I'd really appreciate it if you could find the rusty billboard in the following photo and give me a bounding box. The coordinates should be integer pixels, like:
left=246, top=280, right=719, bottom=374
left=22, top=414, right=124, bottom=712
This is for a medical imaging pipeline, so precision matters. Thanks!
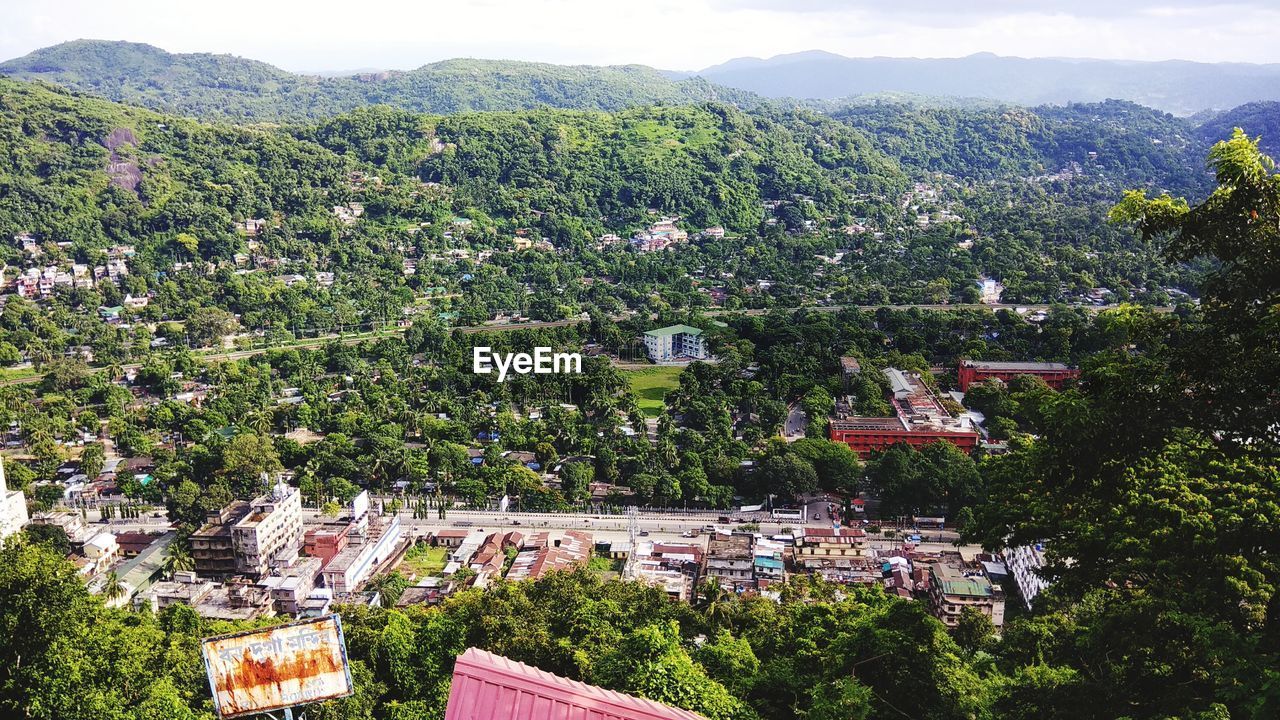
left=201, top=614, right=354, bottom=718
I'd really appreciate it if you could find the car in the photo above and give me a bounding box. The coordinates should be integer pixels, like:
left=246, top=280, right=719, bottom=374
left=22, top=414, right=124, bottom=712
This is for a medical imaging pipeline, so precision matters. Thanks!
left=638, top=530, right=650, bottom=537
left=815, top=514, right=823, bottom=520
left=680, top=530, right=695, bottom=538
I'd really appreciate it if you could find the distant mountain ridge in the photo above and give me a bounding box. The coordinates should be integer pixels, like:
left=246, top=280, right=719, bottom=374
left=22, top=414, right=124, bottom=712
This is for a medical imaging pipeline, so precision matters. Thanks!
left=0, top=40, right=761, bottom=121
left=691, top=51, right=1280, bottom=116
left=5, top=40, right=1280, bottom=121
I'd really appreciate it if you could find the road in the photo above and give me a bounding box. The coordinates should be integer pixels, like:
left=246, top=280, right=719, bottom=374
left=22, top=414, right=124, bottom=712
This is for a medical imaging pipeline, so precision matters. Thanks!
left=783, top=404, right=807, bottom=441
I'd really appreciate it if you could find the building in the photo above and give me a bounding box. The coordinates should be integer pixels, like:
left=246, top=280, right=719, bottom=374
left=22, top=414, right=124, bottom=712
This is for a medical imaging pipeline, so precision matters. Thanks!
left=257, top=556, right=323, bottom=615
left=957, top=360, right=1080, bottom=392
left=794, top=527, right=868, bottom=570
left=703, top=532, right=755, bottom=592
left=303, top=522, right=352, bottom=565
left=190, top=501, right=251, bottom=578
left=927, top=560, right=1006, bottom=629
left=136, top=570, right=216, bottom=613
left=630, top=542, right=702, bottom=601
left=829, top=368, right=980, bottom=458
left=504, top=530, right=592, bottom=582
left=0, top=457, right=30, bottom=541
left=444, top=648, right=705, bottom=720
left=82, top=531, right=122, bottom=573
left=231, top=480, right=303, bottom=577
left=321, top=514, right=403, bottom=594
left=643, top=325, right=707, bottom=363
left=840, top=356, right=862, bottom=391
left=1004, top=543, right=1050, bottom=610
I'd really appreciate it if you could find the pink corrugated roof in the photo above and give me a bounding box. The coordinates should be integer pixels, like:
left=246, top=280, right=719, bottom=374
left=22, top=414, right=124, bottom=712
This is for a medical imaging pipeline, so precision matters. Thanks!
left=444, top=648, right=706, bottom=720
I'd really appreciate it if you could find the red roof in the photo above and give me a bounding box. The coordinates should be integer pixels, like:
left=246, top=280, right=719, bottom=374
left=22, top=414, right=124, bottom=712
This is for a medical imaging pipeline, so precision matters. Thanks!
left=444, top=648, right=706, bottom=720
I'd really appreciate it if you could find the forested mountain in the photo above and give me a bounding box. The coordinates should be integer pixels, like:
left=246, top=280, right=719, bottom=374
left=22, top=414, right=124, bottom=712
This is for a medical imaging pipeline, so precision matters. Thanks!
left=0, top=78, right=899, bottom=246
left=0, top=40, right=759, bottom=121
left=692, top=50, right=1280, bottom=115
left=1195, top=100, right=1280, bottom=156
left=834, top=99, right=1214, bottom=196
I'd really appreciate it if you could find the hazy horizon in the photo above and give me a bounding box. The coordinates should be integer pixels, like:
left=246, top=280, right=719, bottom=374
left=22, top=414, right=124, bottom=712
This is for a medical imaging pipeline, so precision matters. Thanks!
left=5, top=0, right=1280, bottom=73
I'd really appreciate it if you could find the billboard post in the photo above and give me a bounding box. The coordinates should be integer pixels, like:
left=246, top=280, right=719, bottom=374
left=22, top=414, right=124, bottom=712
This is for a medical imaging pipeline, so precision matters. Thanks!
left=201, top=614, right=354, bottom=719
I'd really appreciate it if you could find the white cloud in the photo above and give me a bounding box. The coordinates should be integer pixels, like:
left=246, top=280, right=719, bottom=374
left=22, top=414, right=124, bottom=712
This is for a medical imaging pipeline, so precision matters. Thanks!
left=1, top=0, right=1278, bottom=71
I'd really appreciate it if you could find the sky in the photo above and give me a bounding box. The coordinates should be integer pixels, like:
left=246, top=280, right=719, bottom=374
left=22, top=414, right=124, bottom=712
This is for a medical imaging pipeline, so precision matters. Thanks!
left=4, top=0, right=1280, bottom=72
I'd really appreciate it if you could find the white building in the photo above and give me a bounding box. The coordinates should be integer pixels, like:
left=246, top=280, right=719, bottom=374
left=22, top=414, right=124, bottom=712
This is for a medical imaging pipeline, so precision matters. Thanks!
left=0, top=457, right=29, bottom=540
left=232, top=479, right=303, bottom=577
left=643, top=325, right=707, bottom=363
left=1004, top=543, right=1050, bottom=610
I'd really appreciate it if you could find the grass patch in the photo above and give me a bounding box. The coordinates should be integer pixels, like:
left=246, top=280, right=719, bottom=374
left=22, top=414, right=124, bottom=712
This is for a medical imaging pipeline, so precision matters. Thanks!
left=398, top=543, right=448, bottom=579
left=587, top=554, right=625, bottom=579
left=624, top=366, right=684, bottom=417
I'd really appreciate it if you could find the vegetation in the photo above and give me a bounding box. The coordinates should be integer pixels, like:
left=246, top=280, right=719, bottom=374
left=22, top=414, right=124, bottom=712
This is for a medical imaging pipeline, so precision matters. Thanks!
left=625, top=366, right=684, bottom=417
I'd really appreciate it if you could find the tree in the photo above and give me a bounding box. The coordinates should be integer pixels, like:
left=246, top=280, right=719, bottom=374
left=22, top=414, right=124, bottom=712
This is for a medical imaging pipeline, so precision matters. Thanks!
left=560, top=461, right=594, bottom=503
left=161, top=542, right=194, bottom=578
left=760, top=453, right=818, bottom=498
left=593, top=622, right=753, bottom=720
left=952, top=606, right=995, bottom=655
left=184, top=307, right=238, bottom=348
left=100, top=571, right=125, bottom=602
left=78, top=443, right=105, bottom=480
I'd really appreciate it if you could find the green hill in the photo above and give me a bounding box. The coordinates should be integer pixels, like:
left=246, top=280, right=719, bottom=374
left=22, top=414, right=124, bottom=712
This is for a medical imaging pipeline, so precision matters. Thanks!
left=0, top=40, right=760, bottom=121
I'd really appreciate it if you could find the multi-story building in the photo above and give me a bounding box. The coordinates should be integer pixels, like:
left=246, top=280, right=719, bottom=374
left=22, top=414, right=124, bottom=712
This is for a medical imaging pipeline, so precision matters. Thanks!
left=643, top=325, right=707, bottom=362
left=927, top=561, right=1006, bottom=629
left=0, top=457, right=30, bottom=541
left=829, top=368, right=980, bottom=458
left=1004, top=543, right=1050, bottom=610
left=190, top=501, right=251, bottom=578
left=794, top=527, right=868, bottom=569
left=957, top=360, right=1080, bottom=391
left=232, top=480, right=303, bottom=577
left=321, top=514, right=403, bottom=594
left=703, top=532, right=755, bottom=592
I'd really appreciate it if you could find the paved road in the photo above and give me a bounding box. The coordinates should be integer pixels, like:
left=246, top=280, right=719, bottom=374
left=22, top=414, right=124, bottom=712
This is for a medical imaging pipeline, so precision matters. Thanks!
left=783, top=404, right=807, bottom=441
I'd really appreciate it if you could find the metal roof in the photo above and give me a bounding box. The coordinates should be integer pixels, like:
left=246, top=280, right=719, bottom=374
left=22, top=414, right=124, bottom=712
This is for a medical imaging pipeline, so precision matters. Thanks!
left=444, top=648, right=706, bottom=720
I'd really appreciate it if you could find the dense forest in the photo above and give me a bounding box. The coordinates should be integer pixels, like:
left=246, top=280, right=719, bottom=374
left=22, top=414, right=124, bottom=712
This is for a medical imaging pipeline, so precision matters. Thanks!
left=0, top=40, right=761, bottom=121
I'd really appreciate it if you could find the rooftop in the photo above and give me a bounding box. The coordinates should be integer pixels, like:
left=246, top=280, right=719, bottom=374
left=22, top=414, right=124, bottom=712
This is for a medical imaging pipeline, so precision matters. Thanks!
left=444, top=648, right=705, bottom=720
left=962, top=360, right=1072, bottom=371
left=644, top=324, right=703, bottom=338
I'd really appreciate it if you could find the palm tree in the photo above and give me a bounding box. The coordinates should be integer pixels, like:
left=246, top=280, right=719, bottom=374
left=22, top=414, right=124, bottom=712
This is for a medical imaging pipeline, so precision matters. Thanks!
left=162, top=543, right=195, bottom=578
left=101, top=571, right=126, bottom=603
left=699, top=580, right=733, bottom=629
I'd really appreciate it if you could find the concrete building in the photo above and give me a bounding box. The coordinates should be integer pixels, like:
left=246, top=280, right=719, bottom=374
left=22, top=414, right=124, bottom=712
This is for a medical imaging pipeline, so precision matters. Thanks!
left=136, top=570, right=216, bottom=613
left=0, top=457, right=29, bottom=541
left=190, top=501, right=251, bottom=578
left=794, top=527, right=868, bottom=569
left=258, top=556, right=323, bottom=615
left=321, top=514, right=403, bottom=594
left=704, top=532, right=755, bottom=592
left=927, top=560, right=1006, bottom=629
left=1004, top=543, right=1050, bottom=610
left=643, top=325, right=707, bottom=363
left=232, top=479, right=303, bottom=577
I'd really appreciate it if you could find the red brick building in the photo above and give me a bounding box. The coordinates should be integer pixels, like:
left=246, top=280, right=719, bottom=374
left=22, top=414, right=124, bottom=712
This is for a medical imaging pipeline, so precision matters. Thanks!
left=957, top=360, right=1079, bottom=391
left=829, top=368, right=980, bottom=459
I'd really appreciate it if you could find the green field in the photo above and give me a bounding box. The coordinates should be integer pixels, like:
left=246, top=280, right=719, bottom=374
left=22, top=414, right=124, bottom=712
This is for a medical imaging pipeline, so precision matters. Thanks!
left=398, top=543, right=448, bottom=579
left=625, top=366, right=684, bottom=417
